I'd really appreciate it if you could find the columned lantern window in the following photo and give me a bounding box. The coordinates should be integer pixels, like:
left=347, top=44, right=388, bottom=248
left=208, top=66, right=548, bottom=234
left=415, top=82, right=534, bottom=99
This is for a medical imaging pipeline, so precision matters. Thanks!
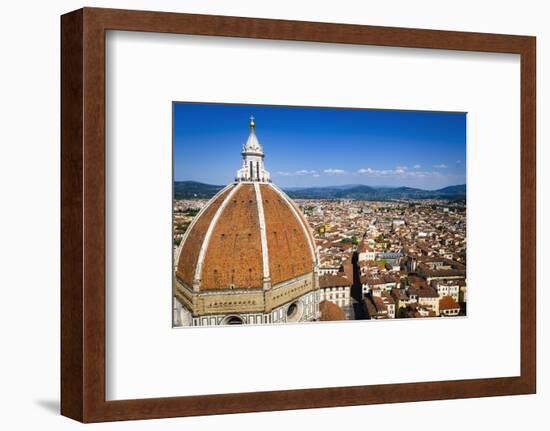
left=236, top=116, right=271, bottom=183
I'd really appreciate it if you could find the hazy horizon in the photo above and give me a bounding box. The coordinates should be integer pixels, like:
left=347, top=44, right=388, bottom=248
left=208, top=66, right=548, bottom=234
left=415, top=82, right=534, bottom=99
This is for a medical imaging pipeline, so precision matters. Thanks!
left=174, top=179, right=466, bottom=192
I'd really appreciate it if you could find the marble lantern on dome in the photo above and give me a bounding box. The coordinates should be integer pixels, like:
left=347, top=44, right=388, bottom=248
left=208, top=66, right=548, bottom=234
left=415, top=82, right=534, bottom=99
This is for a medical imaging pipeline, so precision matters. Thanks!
left=235, top=116, right=271, bottom=183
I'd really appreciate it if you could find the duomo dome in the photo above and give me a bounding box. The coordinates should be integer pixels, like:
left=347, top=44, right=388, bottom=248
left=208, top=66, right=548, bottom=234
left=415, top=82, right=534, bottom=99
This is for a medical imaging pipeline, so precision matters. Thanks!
left=174, top=117, right=320, bottom=326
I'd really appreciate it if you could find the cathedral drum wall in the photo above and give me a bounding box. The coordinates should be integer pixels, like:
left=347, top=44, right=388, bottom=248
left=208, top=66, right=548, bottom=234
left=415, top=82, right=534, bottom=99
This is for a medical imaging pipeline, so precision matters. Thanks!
left=195, top=290, right=265, bottom=316
left=270, top=290, right=319, bottom=324
left=265, top=272, right=318, bottom=313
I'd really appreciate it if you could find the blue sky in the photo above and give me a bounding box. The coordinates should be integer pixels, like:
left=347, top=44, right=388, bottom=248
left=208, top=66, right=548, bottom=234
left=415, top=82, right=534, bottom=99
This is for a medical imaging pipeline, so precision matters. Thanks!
left=173, top=102, right=466, bottom=190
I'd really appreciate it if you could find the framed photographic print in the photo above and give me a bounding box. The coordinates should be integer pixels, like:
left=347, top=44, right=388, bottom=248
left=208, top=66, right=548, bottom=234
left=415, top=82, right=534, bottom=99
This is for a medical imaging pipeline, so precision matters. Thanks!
left=61, top=7, right=536, bottom=422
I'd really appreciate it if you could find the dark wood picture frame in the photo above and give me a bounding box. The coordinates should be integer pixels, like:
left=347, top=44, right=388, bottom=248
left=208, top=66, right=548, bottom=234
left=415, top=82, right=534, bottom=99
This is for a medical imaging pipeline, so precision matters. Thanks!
left=61, top=7, right=536, bottom=423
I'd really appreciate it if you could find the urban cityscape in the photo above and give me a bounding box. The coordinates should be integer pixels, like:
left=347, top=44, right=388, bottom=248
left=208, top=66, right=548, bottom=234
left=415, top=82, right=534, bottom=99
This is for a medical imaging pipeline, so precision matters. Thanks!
left=174, top=195, right=466, bottom=323
left=172, top=103, right=466, bottom=326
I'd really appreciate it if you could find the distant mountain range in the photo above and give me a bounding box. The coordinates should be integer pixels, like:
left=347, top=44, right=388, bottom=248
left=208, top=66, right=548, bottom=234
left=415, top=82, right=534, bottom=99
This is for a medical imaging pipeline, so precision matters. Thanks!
left=173, top=181, right=225, bottom=199
left=174, top=181, right=466, bottom=201
left=286, top=184, right=466, bottom=200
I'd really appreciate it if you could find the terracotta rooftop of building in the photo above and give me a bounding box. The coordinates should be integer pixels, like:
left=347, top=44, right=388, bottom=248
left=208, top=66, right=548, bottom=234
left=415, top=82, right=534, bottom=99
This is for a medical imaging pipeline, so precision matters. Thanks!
left=391, top=288, right=409, bottom=302
left=439, top=295, right=460, bottom=310
left=409, top=285, right=439, bottom=298
left=319, top=300, right=347, bottom=321
left=319, top=274, right=351, bottom=288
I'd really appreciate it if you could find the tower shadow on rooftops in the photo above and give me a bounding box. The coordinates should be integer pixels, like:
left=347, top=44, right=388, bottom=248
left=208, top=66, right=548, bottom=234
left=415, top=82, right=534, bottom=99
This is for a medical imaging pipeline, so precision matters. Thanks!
left=351, top=251, right=368, bottom=320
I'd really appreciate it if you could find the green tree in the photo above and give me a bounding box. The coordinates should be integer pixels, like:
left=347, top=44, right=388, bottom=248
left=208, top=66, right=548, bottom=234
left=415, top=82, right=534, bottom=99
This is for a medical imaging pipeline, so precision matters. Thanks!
left=185, top=208, right=200, bottom=216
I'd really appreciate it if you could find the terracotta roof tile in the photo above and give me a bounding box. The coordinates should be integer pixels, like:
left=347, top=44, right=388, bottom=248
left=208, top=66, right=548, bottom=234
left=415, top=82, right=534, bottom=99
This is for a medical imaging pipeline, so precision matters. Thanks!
left=439, top=295, right=460, bottom=310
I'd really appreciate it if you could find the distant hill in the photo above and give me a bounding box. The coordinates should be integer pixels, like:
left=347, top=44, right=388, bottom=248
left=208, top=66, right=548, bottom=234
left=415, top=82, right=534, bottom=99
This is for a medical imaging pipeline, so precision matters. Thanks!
left=174, top=181, right=466, bottom=201
left=287, top=184, right=466, bottom=200
left=433, top=185, right=467, bottom=195
left=173, top=181, right=224, bottom=199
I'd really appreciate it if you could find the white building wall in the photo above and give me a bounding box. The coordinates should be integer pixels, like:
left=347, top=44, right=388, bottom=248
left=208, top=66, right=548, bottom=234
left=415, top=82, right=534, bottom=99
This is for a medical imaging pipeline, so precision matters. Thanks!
left=319, top=286, right=351, bottom=308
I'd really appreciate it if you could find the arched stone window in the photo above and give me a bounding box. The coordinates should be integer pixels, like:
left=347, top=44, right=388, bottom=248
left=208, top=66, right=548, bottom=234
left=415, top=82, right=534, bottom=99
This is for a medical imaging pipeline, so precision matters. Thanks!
left=222, top=315, right=244, bottom=325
